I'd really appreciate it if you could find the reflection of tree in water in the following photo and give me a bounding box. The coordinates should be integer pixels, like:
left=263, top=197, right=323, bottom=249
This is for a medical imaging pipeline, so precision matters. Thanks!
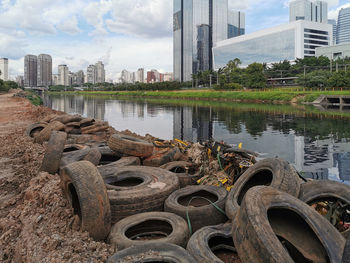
left=214, top=108, right=350, bottom=141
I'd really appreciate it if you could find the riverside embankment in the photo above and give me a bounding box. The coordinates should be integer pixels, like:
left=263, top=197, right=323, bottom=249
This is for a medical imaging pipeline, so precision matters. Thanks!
left=0, top=91, right=114, bottom=262
left=49, top=88, right=350, bottom=104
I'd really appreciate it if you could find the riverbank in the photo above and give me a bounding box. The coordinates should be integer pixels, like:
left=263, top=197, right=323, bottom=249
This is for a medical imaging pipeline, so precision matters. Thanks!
left=0, top=91, right=114, bottom=262
left=49, top=89, right=350, bottom=104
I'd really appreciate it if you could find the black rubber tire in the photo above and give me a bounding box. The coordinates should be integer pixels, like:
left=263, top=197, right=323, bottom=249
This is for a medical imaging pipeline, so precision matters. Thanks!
left=60, top=161, right=111, bottom=240
left=40, top=131, right=67, bottom=174
left=108, top=211, right=189, bottom=250
left=106, top=166, right=180, bottom=223
left=34, top=121, right=66, bottom=144
left=97, top=146, right=123, bottom=165
left=232, top=186, right=345, bottom=263
left=98, top=157, right=141, bottom=179
left=107, top=243, right=196, bottom=263
left=108, top=134, right=154, bottom=158
left=160, top=161, right=201, bottom=188
left=225, top=158, right=301, bottom=220
left=60, top=148, right=101, bottom=169
left=164, top=185, right=228, bottom=232
left=51, top=114, right=82, bottom=124
left=187, top=223, right=239, bottom=263
left=63, top=144, right=89, bottom=153
left=299, top=180, right=350, bottom=236
left=143, top=147, right=182, bottom=167
left=26, top=122, right=47, bottom=138
left=344, top=237, right=350, bottom=263
left=80, top=118, right=95, bottom=128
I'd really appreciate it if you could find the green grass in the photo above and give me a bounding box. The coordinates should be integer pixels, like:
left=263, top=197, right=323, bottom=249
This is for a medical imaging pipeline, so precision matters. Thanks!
left=48, top=88, right=350, bottom=104
left=26, top=90, right=43, bottom=106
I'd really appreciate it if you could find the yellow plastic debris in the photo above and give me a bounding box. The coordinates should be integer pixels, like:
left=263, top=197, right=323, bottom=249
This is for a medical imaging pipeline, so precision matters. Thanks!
left=238, top=143, right=243, bottom=149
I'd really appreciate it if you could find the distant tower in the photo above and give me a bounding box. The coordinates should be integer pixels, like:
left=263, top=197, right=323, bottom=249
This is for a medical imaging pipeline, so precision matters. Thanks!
left=136, top=68, right=144, bottom=83
left=87, top=65, right=97, bottom=84
left=24, top=55, right=38, bottom=87
left=0, top=58, right=9, bottom=81
left=336, top=7, right=350, bottom=44
left=95, top=61, right=105, bottom=83
left=228, top=11, right=245, bottom=38
left=37, top=54, right=52, bottom=87
left=58, top=65, right=69, bottom=86
left=76, top=70, right=85, bottom=86
left=289, top=0, right=327, bottom=23
left=328, top=19, right=337, bottom=45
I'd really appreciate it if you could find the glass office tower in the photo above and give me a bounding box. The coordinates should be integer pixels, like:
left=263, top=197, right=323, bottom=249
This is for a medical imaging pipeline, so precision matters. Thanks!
left=173, top=0, right=229, bottom=82
left=336, top=7, right=350, bottom=44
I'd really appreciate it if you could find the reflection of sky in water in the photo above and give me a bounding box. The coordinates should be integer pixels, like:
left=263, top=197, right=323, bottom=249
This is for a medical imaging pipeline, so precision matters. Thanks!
left=46, top=94, right=350, bottom=184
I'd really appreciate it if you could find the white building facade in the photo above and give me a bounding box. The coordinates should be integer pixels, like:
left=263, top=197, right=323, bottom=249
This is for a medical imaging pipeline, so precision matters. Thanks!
left=0, top=58, right=9, bottom=81
left=336, top=7, right=350, bottom=44
left=316, top=43, right=350, bottom=60
left=87, top=65, right=97, bottom=84
left=95, top=61, right=105, bottom=83
left=213, top=20, right=332, bottom=69
left=37, top=54, right=52, bottom=87
left=58, top=65, right=69, bottom=86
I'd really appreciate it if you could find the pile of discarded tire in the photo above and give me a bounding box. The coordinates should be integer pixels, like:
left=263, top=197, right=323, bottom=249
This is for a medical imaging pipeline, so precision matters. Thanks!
left=27, top=114, right=350, bottom=263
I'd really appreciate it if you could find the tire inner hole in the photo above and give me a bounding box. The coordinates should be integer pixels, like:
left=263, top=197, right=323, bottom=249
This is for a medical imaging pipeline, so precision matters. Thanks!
left=64, top=146, right=80, bottom=153
left=208, top=235, right=239, bottom=263
left=68, top=183, right=82, bottom=220
left=178, top=190, right=218, bottom=207
left=108, top=177, right=144, bottom=187
left=99, top=154, right=122, bottom=165
left=268, top=208, right=330, bottom=263
left=31, top=127, right=44, bottom=137
left=125, top=220, right=173, bottom=241
left=237, top=169, right=273, bottom=205
left=170, top=166, right=196, bottom=175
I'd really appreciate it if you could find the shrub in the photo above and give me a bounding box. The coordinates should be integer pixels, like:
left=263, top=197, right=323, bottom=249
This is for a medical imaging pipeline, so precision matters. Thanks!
left=213, top=83, right=243, bottom=90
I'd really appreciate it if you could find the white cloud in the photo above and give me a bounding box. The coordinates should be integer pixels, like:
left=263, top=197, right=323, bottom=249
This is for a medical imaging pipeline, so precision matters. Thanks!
left=83, top=0, right=112, bottom=36
left=329, top=3, right=350, bottom=20
left=0, top=32, right=27, bottom=59
left=106, top=0, right=172, bottom=38
left=57, top=16, right=81, bottom=35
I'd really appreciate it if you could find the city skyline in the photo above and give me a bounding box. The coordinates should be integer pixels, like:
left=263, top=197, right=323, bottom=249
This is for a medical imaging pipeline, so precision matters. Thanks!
left=0, top=0, right=349, bottom=81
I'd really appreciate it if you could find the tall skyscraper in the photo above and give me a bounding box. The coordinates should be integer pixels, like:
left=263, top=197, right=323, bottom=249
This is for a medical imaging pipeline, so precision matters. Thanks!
left=336, top=7, right=350, bottom=44
left=76, top=70, right=85, bottom=86
left=290, top=0, right=328, bottom=23
left=173, top=0, right=232, bottom=82
left=228, top=11, right=245, bottom=38
left=120, top=70, right=131, bottom=83
left=136, top=68, right=144, bottom=83
left=24, top=55, right=38, bottom=87
left=58, top=65, right=69, bottom=86
left=37, top=54, right=52, bottom=87
left=87, top=65, right=97, bottom=84
left=0, top=58, right=9, bottom=81
left=95, top=61, right=105, bottom=83
left=328, top=19, right=337, bottom=45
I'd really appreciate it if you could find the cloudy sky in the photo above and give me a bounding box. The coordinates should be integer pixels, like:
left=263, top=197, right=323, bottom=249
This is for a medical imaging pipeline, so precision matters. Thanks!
left=0, top=0, right=349, bottom=81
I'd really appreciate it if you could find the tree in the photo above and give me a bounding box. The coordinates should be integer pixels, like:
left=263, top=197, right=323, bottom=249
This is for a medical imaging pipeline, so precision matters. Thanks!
left=243, top=63, right=267, bottom=89
left=327, top=71, right=350, bottom=87
left=296, top=70, right=331, bottom=88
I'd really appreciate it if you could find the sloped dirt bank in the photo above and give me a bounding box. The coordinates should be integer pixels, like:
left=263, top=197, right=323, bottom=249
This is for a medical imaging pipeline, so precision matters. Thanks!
left=0, top=93, right=113, bottom=262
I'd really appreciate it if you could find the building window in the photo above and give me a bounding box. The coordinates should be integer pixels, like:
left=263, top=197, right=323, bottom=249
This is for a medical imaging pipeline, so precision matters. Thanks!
left=304, top=44, right=320, bottom=49
left=296, top=16, right=305, bottom=20
left=304, top=50, right=316, bottom=55
left=304, top=34, right=328, bottom=40
left=304, top=28, right=328, bottom=35
left=304, top=39, right=329, bottom=45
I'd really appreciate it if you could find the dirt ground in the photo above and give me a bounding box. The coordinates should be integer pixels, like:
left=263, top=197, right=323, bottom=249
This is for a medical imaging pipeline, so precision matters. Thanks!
left=0, top=92, right=114, bottom=262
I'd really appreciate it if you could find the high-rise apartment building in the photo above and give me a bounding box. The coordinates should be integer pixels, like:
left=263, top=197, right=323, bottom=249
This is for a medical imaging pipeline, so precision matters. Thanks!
left=58, top=65, right=69, bottom=86
left=328, top=19, right=337, bottom=44
left=76, top=70, right=85, bottom=86
left=95, top=61, right=105, bottom=83
left=174, top=0, right=238, bottom=82
left=24, top=55, right=38, bottom=87
left=336, top=7, right=350, bottom=44
left=87, top=65, right=97, bottom=84
left=37, top=54, right=52, bottom=87
left=121, top=70, right=131, bottom=83
left=136, top=68, right=144, bottom=83
left=0, top=58, right=9, bottom=81
left=52, top=74, right=59, bottom=86
left=290, top=0, right=328, bottom=23
left=228, top=11, right=245, bottom=38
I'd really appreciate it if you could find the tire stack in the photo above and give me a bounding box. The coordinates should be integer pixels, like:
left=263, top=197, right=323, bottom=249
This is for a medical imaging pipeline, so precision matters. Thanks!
left=27, top=114, right=350, bottom=262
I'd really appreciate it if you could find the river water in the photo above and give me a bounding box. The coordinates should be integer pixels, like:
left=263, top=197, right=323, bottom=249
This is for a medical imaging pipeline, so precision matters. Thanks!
left=44, top=93, right=350, bottom=184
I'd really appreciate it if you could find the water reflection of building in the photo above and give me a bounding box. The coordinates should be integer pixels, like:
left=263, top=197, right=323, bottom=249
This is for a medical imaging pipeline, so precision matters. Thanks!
left=333, top=153, right=350, bottom=181
left=173, top=106, right=213, bottom=142
left=85, top=98, right=106, bottom=120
